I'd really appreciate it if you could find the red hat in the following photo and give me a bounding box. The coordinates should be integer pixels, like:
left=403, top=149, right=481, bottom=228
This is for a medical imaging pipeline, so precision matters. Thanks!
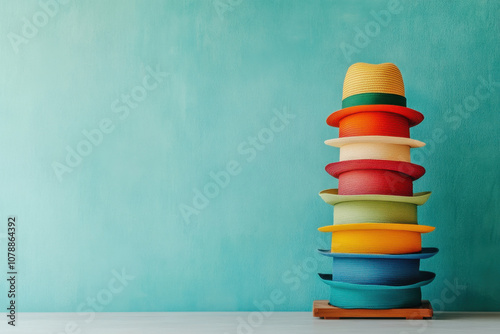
left=325, top=159, right=425, bottom=196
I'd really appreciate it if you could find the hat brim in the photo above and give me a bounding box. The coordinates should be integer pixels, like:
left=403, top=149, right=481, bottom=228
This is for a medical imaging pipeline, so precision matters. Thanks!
left=319, top=189, right=431, bottom=205
left=324, top=135, right=425, bottom=148
left=325, top=159, right=425, bottom=180
left=318, top=271, right=435, bottom=309
left=327, top=104, right=424, bottom=128
left=317, top=248, right=439, bottom=259
left=319, top=271, right=435, bottom=289
left=317, top=223, right=435, bottom=233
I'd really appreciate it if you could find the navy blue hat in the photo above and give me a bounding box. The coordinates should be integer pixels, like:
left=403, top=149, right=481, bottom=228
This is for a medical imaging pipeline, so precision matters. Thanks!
left=318, top=248, right=438, bottom=285
left=319, top=271, right=436, bottom=309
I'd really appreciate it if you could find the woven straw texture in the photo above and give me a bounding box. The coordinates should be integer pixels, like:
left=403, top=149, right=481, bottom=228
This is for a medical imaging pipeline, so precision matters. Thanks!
left=337, top=142, right=412, bottom=162
left=342, top=63, right=405, bottom=99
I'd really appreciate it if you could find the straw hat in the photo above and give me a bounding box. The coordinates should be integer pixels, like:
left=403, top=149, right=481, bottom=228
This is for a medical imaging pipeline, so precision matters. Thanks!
left=318, top=223, right=435, bottom=254
left=324, top=136, right=425, bottom=162
left=327, top=63, right=423, bottom=132
left=318, top=248, right=438, bottom=285
left=318, top=271, right=435, bottom=309
left=325, top=159, right=425, bottom=196
left=334, top=201, right=418, bottom=225
left=319, top=189, right=431, bottom=225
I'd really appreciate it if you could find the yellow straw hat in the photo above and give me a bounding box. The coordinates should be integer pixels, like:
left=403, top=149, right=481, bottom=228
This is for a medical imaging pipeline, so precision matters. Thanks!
left=327, top=63, right=424, bottom=129
left=342, top=63, right=405, bottom=100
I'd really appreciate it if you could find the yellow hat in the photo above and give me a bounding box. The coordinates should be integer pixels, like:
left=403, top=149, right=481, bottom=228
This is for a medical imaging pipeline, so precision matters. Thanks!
left=327, top=63, right=424, bottom=128
left=342, top=62, right=405, bottom=100
left=318, top=223, right=435, bottom=254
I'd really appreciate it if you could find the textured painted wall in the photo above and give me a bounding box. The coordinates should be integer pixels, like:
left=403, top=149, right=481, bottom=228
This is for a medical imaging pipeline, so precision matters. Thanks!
left=0, top=0, right=498, bottom=313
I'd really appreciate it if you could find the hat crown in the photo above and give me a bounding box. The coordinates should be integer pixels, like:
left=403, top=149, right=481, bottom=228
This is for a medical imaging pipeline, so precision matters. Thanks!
left=342, top=63, right=405, bottom=100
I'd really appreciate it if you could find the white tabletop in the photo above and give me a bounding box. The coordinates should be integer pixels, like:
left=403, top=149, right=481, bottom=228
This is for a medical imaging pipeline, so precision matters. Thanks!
left=3, top=312, right=500, bottom=334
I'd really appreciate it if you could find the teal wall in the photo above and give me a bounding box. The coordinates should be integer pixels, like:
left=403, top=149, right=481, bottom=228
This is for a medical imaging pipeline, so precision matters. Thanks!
left=0, top=0, right=499, bottom=313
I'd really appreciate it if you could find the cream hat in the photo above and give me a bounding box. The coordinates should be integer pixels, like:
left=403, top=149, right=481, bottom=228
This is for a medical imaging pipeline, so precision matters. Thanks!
left=324, top=135, right=425, bottom=162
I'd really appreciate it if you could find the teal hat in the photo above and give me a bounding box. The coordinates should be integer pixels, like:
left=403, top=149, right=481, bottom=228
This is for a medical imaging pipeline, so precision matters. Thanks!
left=318, top=271, right=435, bottom=309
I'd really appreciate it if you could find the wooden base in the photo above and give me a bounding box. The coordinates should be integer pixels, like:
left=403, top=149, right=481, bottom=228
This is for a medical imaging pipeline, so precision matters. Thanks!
left=313, top=300, right=433, bottom=319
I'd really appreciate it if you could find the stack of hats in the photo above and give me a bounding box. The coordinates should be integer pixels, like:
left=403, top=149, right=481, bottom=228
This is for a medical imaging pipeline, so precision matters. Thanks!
left=317, top=63, right=437, bottom=309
